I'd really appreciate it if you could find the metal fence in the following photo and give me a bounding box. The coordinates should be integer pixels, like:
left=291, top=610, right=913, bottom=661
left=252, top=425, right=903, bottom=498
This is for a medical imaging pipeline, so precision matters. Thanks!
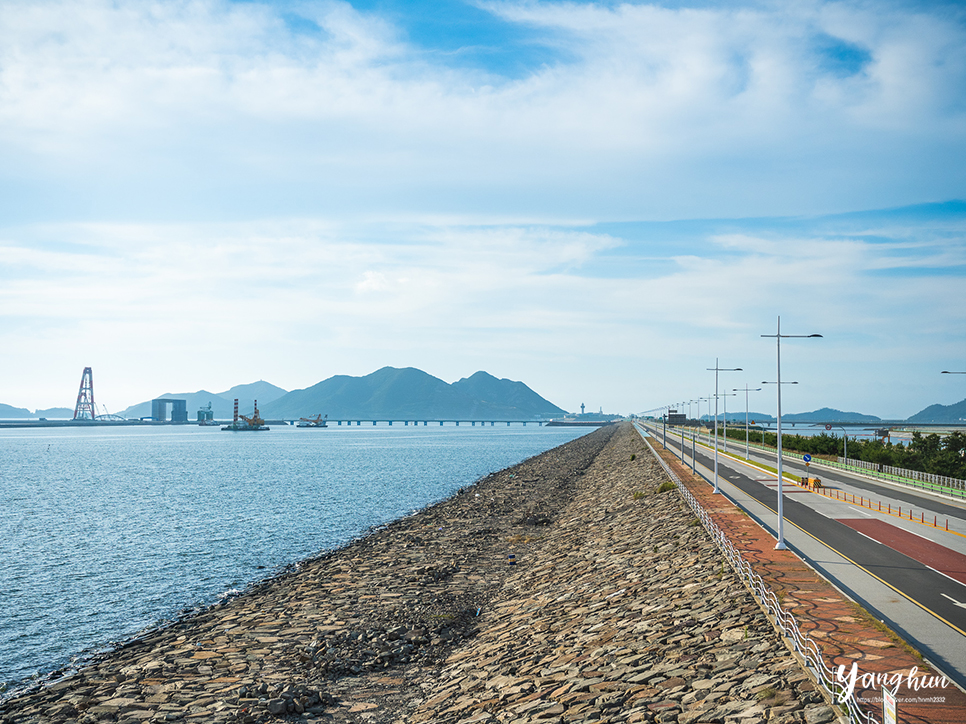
left=637, top=426, right=877, bottom=724
left=835, top=457, right=966, bottom=493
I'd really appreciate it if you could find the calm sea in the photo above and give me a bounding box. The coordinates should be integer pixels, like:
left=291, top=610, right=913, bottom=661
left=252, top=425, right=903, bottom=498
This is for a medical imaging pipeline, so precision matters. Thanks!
left=0, top=423, right=591, bottom=696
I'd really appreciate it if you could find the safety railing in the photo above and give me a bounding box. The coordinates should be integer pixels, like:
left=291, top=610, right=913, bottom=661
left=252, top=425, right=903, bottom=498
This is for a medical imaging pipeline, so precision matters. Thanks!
left=831, top=458, right=966, bottom=496
left=636, top=424, right=877, bottom=724
left=657, top=422, right=966, bottom=500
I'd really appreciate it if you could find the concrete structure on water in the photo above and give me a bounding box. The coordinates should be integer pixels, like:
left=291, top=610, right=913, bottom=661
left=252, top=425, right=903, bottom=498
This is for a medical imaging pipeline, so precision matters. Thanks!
left=151, top=398, right=188, bottom=423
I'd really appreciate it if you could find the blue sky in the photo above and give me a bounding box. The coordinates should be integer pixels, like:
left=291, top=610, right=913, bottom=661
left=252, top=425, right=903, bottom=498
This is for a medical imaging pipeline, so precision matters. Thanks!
left=1, top=0, right=965, bottom=419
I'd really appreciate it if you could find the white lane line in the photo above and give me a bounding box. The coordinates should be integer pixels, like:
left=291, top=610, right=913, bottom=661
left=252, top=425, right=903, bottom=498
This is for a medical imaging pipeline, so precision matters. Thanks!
left=850, top=529, right=884, bottom=546
left=927, top=567, right=966, bottom=589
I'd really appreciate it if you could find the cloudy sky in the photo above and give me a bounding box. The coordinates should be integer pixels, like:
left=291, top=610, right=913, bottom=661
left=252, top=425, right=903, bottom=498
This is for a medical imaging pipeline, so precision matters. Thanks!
left=1, top=0, right=965, bottom=419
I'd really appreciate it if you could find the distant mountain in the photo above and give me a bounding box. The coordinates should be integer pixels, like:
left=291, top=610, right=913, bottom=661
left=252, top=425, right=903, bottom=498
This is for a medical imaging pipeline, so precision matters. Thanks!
left=0, top=403, right=75, bottom=419
left=217, top=380, right=287, bottom=405
left=35, top=407, right=74, bottom=419
left=451, top=371, right=566, bottom=418
left=699, top=408, right=880, bottom=423
left=783, top=408, right=881, bottom=423
left=116, top=380, right=290, bottom=420
left=0, top=402, right=32, bottom=418
left=700, top=412, right=775, bottom=423
left=261, top=367, right=566, bottom=420
left=907, top=398, right=966, bottom=423
left=118, top=390, right=234, bottom=420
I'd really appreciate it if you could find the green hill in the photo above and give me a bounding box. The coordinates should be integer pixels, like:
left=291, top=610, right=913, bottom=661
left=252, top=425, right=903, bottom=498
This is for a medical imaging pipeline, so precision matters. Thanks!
left=907, top=398, right=966, bottom=423
left=261, top=367, right=565, bottom=420
left=783, top=407, right=880, bottom=423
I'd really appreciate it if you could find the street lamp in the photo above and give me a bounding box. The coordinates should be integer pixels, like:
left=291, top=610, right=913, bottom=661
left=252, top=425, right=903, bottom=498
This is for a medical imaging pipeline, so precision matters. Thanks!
left=822, top=423, right=848, bottom=461
left=761, top=316, right=822, bottom=550
left=679, top=402, right=687, bottom=464
left=721, top=390, right=737, bottom=453
left=942, top=371, right=966, bottom=374
left=707, top=359, right=743, bottom=494
left=698, top=395, right=713, bottom=451
left=688, top=399, right=699, bottom=472
left=734, top=385, right=762, bottom=460
left=662, top=405, right=669, bottom=449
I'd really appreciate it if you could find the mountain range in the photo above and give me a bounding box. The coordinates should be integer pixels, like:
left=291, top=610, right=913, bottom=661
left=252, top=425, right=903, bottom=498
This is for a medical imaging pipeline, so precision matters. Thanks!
left=0, top=403, right=74, bottom=419
left=4, top=370, right=965, bottom=422
left=697, top=402, right=966, bottom=424
left=259, top=368, right=565, bottom=420
left=699, top=407, right=882, bottom=424
left=117, top=381, right=287, bottom=420
left=109, top=368, right=566, bottom=421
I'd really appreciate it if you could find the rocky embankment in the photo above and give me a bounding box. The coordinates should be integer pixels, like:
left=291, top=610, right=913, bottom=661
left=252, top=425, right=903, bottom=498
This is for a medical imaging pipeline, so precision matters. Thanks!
left=1, top=423, right=837, bottom=724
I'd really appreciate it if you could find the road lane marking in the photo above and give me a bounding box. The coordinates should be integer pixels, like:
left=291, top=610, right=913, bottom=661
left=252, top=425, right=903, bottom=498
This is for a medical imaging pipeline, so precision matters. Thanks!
left=698, top=475, right=966, bottom=638
left=941, top=593, right=966, bottom=610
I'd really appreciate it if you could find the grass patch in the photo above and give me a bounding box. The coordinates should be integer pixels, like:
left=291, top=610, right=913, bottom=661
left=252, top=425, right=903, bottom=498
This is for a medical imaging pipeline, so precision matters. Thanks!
left=657, top=482, right=676, bottom=493
left=632, top=491, right=646, bottom=500
left=507, top=534, right=538, bottom=544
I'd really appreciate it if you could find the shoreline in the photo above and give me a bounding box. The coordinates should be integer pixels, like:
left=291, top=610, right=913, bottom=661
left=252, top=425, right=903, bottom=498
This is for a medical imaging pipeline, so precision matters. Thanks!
left=1, top=423, right=842, bottom=724
left=1, top=433, right=584, bottom=703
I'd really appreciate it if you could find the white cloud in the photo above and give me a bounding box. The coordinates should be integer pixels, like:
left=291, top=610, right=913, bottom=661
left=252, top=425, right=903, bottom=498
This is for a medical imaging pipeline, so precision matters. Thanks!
left=0, top=1, right=964, bottom=417
left=2, top=211, right=963, bottom=418
left=0, top=0, right=963, bottom=220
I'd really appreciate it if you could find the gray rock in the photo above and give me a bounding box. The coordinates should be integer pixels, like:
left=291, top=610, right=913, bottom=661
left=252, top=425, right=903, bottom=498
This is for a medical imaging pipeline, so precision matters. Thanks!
left=803, top=705, right=837, bottom=724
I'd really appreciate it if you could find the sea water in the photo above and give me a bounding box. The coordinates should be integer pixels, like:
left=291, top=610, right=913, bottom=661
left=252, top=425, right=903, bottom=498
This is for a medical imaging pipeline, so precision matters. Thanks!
left=0, top=423, right=591, bottom=695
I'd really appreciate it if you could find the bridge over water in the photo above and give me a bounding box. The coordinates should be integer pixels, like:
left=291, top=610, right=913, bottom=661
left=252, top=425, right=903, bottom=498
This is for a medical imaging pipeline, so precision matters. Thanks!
left=287, top=419, right=548, bottom=427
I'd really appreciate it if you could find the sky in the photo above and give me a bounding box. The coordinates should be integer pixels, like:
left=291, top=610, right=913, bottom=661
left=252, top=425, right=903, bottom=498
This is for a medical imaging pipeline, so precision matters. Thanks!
left=1, top=0, right=965, bottom=420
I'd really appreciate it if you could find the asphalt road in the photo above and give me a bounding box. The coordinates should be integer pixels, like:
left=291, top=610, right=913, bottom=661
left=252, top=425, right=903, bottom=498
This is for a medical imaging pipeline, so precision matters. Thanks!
left=645, top=424, right=966, bottom=686
left=709, top=436, right=966, bottom=521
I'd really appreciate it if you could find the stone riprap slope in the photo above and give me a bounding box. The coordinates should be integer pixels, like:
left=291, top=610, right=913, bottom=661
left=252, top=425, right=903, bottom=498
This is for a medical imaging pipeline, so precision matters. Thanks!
left=0, top=425, right=613, bottom=724
left=0, top=423, right=836, bottom=724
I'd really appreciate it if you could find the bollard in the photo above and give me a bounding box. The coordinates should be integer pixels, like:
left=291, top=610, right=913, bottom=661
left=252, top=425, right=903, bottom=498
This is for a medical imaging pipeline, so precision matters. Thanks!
left=507, top=554, right=516, bottom=566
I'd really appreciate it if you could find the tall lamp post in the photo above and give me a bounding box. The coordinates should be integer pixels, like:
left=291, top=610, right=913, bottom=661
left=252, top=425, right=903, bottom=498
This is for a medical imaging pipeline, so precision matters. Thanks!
left=708, top=359, right=743, bottom=494
left=761, top=317, right=821, bottom=550
left=662, top=405, right=669, bottom=449
left=823, top=423, right=848, bottom=462
left=721, top=391, right=737, bottom=453
left=698, top=396, right=712, bottom=450
left=734, top=385, right=762, bottom=460
left=688, top=399, right=698, bottom=472
left=679, top=401, right=687, bottom=464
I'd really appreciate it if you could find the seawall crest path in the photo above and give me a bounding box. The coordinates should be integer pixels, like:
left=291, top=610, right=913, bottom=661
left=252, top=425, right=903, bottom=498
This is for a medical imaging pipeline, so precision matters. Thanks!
left=1, top=423, right=836, bottom=724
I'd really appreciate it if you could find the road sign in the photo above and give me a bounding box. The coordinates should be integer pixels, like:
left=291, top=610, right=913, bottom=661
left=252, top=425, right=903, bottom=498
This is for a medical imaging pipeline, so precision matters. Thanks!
left=882, top=685, right=897, bottom=724
left=825, top=424, right=832, bottom=430
left=803, top=454, right=812, bottom=462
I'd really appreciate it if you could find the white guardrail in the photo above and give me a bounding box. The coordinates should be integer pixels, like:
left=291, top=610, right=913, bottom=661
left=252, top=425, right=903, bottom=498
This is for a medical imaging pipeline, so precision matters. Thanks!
left=636, top=424, right=877, bottom=724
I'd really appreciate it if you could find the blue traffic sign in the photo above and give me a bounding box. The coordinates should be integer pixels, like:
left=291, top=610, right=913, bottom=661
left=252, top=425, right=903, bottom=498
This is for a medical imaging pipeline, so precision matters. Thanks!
left=803, top=454, right=812, bottom=462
